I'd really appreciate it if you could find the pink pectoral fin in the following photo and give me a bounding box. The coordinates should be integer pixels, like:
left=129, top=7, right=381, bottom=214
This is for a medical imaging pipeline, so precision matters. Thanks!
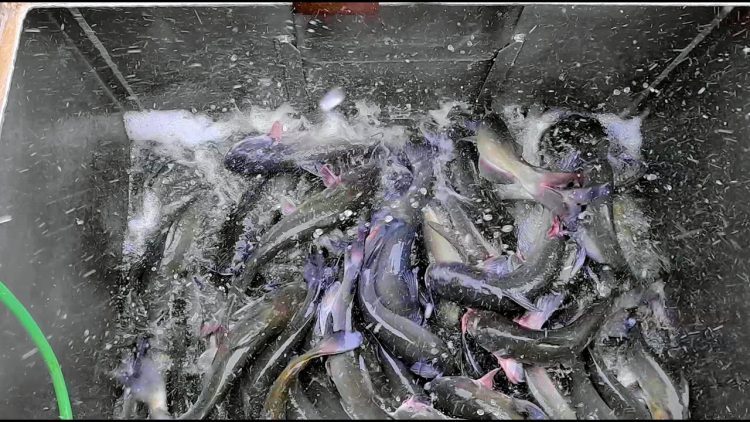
left=475, top=367, right=502, bottom=389
left=269, top=121, right=283, bottom=143
left=319, top=164, right=342, bottom=188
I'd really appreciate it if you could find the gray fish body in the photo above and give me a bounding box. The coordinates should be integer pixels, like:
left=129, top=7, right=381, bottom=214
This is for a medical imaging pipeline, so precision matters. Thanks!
left=468, top=299, right=612, bottom=366
left=620, top=335, right=688, bottom=419
left=326, top=351, right=392, bottom=419
left=491, top=234, right=565, bottom=297
left=569, top=361, right=618, bottom=420
left=427, top=376, right=530, bottom=420
left=525, top=366, right=577, bottom=420
left=376, top=343, right=426, bottom=409
left=261, top=331, right=364, bottom=419
left=241, top=275, right=322, bottom=418
left=367, top=220, right=420, bottom=320
left=586, top=346, right=651, bottom=420
left=224, top=134, right=374, bottom=177
left=287, top=380, right=324, bottom=420
left=178, top=283, right=306, bottom=420
left=241, top=164, right=379, bottom=287
left=426, top=262, right=534, bottom=313
left=301, top=364, right=352, bottom=420
left=357, top=269, right=457, bottom=378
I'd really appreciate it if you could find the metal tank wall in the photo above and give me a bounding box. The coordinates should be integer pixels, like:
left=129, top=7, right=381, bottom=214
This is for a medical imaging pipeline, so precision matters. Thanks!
left=0, top=3, right=747, bottom=419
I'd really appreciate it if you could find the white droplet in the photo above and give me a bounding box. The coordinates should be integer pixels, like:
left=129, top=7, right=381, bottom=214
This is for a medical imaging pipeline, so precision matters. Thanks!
left=645, top=173, right=658, bottom=181
left=501, top=224, right=514, bottom=233
left=698, top=87, right=706, bottom=95
left=343, top=209, right=353, bottom=218
left=230, top=54, right=237, bottom=62
left=613, top=89, right=621, bottom=96
left=313, top=228, right=324, bottom=238
left=483, top=214, right=493, bottom=221
left=319, top=87, right=345, bottom=112
left=384, top=215, right=394, bottom=223
left=447, top=44, right=455, bottom=52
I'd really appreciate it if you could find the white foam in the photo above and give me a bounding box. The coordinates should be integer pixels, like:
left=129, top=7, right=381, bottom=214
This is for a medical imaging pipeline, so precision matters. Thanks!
left=597, top=113, right=643, bottom=159
left=428, top=100, right=469, bottom=129
left=123, top=189, right=162, bottom=258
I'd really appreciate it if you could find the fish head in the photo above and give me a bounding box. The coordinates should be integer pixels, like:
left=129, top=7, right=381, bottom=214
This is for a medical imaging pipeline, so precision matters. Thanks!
left=475, top=127, right=521, bottom=184
left=224, top=134, right=286, bottom=175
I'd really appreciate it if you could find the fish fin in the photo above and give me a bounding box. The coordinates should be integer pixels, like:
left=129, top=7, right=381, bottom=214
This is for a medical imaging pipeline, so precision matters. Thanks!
left=461, top=332, right=483, bottom=378
left=513, top=398, right=548, bottom=420
left=474, top=367, right=501, bottom=389
left=482, top=255, right=513, bottom=277
left=319, top=164, right=342, bottom=188
left=418, top=287, right=434, bottom=323
left=504, top=290, right=540, bottom=313
left=424, top=220, right=467, bottom=258
left=461, top=308, right=478, bottom=334
left=279, top=194, right=297, bottom=216
left=679, top=372, right=690, bottom=415
left=546, top=215, right=565, bottom=239
left=514, top=292, right=565, bottom=330
left=478, top=157, right=518, bottom=184
left=401, top=269, right=419, bottom=302
left=572, top=243, right=587, bottom=277
left=410, top=361, right=442, bottom=379
left=268, top=120, right=283, bottom=143
left=497, top=357, right=525, bottom=384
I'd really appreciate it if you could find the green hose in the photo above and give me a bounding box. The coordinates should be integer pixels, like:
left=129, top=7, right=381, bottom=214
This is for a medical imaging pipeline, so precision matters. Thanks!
left=0, top=280, right=74, bottom=420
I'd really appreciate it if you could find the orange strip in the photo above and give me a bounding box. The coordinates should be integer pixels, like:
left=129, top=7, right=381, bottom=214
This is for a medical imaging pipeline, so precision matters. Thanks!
left=293, top=2, right=379, bottom=16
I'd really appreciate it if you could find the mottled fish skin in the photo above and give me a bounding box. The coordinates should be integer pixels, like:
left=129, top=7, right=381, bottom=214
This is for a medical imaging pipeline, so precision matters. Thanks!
left=585, top=346, right=651, bottom=420
left=365, top=149, right=433, bottom=321
left=300, top=363, right=352, bottom=420
left=224, top=133, right=374, bottom=177
left=375, top=341, right=427, bottom=410
left=427, top=375, right=535, bottom=420
left=261, top=331, right=364, bottom=419
left=240, top=268, right=325, bottom=418
left=466, top=298, right=613, bottom=366
left=357, top=269, right=457, bottom=379
left=240, top=164, right=379, bottom=288
left=426, top=262, right=537, bottom=313
left=525, top=366, right=577, bottom=420
left=177, top=283, right=306, bottom=420
left=367, top=220, right=421, bottom=320
left=326, top=350, right=392, bottom=419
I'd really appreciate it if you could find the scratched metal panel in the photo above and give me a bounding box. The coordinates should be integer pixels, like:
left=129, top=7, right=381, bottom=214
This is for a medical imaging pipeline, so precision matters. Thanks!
left=297, top=4, right=521, bottom=118
left=305, top=59, right=492, bottom=119
left=295, top=4, right=519, bottom=62
left=485, top=5, right=720, bottom=114
left=0, top=9, right=129, bottom=419
left=75, top=6, right=296, bottom=112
